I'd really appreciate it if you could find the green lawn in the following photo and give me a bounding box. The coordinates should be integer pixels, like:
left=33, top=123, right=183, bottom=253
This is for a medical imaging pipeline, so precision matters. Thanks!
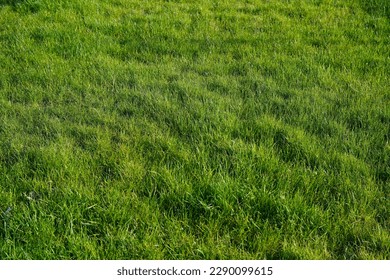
left=0, top=0, right=389, bottom=259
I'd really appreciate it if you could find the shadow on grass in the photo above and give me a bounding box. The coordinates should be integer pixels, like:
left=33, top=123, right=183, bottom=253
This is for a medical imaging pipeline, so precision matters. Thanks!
left=359, top=0, right=390, bottom=19
left=0, top=0, right=23, bottom=6
left=0, top=0, right=42, bottom=14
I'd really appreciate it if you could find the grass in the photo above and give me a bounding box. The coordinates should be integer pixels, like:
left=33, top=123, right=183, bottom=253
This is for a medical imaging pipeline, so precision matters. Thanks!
left=0, top=0, right=389, bottom=259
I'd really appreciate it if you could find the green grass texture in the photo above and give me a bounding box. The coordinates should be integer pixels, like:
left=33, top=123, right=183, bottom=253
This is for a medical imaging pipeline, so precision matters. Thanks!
left=0, top=0, right=389, bottom=259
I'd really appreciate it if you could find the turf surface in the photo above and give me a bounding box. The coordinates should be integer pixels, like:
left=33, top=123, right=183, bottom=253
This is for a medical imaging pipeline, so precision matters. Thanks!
left=0, top=0, right=389, bottom=259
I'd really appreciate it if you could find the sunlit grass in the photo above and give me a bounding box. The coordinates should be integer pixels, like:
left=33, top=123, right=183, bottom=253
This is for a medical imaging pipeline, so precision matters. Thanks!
left=0, top=0, right=389, bottom=259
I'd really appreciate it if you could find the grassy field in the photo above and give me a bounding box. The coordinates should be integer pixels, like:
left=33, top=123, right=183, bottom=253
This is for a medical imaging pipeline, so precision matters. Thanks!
left=0, top=0, right=389, bottom=259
